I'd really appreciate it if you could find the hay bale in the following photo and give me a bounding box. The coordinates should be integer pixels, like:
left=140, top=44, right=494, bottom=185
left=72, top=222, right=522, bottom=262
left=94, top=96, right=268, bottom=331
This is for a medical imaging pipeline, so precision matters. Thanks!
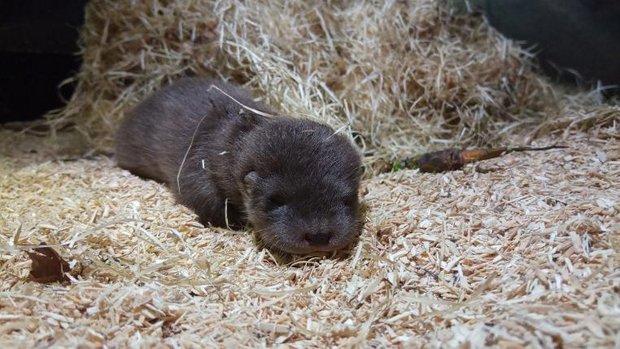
left=49, top=0, right=618, bottom=166
left=2, top=0, right=619, bottom=347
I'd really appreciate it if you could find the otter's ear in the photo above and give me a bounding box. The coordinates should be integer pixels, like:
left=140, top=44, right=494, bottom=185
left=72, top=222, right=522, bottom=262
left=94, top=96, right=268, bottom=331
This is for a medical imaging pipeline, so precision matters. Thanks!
left=237, top=112, right=263, bottom=133
left=243, top=171, right=259, bottom=194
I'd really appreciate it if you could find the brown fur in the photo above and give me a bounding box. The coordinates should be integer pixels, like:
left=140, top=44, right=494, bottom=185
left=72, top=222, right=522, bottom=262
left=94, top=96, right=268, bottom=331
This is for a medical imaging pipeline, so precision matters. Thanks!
left=115, top=78, right=363, bottom=254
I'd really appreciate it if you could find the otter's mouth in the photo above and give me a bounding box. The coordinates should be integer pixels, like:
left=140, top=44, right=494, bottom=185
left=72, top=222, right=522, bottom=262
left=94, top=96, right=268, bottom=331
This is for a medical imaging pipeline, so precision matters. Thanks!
left=286, top=244, right=341, bottom=254
left=251, top=227, right=345, bottom=254
left=258, top=232, right=353, bottom=255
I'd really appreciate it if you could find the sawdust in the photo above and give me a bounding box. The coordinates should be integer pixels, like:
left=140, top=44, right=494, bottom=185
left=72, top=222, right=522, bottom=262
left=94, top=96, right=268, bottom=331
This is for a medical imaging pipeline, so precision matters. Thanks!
left=1, top=129, right=618, bottom=347
left=1, top=0, right=619, bottom=347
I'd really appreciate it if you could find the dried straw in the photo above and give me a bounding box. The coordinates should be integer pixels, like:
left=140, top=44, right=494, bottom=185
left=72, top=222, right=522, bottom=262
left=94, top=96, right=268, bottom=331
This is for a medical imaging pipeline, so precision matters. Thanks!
left=1, top=128, right=618, bottom=347
left=46, top=0, right=618, bottom=167
left=1, top=0, right=619, bottom=347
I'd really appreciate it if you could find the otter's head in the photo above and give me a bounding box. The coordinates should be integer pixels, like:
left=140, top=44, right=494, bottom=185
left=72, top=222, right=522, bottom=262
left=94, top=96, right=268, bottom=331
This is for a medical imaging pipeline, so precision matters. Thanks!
left=237, top=118, right=363, bottom=254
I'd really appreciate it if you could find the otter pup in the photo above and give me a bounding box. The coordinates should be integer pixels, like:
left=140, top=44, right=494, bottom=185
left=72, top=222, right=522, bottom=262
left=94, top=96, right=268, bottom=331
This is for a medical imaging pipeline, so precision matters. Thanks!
left=115, top=78, right=363, bottom=254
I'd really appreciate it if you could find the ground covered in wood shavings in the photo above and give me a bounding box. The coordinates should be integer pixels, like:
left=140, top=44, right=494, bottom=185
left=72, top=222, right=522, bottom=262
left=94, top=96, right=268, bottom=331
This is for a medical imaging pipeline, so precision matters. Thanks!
left=2, top=0, right=620, bottom=346
left=1, top=129, right=618, bottom=348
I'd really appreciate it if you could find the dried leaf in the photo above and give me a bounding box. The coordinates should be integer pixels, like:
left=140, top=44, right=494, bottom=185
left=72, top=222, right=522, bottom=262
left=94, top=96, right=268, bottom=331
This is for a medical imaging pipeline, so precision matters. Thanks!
left=26, top=244, right=71, bottom=284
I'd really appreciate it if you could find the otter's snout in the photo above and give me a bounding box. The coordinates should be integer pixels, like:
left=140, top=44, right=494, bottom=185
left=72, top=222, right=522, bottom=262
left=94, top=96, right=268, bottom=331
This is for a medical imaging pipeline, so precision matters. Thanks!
left=293, top=216, right=340, bottom=252
left=303, top=230, right=332, bottom=247
left=253, top=211, right=360, bottom=254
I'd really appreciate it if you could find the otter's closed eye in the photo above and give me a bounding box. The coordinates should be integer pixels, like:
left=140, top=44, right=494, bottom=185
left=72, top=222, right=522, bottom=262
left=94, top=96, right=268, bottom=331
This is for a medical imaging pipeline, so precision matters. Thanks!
left=267, top=193, right=287, bottom=209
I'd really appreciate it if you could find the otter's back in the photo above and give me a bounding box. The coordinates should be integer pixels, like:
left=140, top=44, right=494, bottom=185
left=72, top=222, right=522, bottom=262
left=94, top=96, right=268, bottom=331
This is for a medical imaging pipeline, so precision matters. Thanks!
left=114, top=78, right=264, bottom=184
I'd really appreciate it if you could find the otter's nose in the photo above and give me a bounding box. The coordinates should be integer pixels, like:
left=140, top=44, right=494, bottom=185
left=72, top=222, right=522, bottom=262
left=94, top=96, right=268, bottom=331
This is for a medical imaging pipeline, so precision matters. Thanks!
left=304, top=231, right=331, bottom=246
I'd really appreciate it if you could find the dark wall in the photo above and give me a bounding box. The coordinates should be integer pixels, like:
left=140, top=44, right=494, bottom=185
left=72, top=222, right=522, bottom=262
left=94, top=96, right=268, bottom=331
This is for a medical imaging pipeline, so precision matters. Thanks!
left=484, top=0, right=620, bottom=92
left=0, top=0, right=88, bottom=123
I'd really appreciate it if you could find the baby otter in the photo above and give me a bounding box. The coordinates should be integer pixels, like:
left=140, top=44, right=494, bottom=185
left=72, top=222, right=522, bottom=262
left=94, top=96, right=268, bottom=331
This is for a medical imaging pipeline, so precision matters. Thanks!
left=115, top=78, right=363, bottom=254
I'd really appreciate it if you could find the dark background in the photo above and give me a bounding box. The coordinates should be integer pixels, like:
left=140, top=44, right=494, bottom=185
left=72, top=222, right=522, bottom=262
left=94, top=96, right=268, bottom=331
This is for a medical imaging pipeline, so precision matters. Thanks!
left=0, top=0, right=88, bottom=123
left=484, top=0, right=620, bottom=92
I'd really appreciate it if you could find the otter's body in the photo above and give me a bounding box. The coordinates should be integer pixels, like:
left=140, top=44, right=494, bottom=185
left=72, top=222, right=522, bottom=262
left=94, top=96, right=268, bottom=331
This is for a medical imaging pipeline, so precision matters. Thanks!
left=115, top=78, right=363, bottom=254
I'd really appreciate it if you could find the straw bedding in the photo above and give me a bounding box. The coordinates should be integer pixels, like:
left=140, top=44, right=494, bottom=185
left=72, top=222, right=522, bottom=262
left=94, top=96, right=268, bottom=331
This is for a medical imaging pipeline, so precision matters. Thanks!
left=1, top=0, right=619, bottom=347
